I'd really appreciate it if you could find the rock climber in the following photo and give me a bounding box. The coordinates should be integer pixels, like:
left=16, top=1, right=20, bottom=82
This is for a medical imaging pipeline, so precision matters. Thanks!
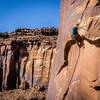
left=71, top=23, right=82, bottom=47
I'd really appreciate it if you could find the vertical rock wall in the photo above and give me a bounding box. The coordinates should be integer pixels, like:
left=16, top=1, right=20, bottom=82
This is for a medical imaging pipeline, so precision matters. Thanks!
left=47, top=0, right=100, bottom=100
left=0, top=39, right=56, bottom=91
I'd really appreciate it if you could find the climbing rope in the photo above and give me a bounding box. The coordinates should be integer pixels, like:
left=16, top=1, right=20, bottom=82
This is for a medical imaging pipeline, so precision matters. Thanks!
left=62, top=44, right=81, bottom=100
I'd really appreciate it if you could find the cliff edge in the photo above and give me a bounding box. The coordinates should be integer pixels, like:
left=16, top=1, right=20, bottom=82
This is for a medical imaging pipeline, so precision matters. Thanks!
left=0, top=29, right=57, bottom=91
left=0, top=28, right=58, bottom=99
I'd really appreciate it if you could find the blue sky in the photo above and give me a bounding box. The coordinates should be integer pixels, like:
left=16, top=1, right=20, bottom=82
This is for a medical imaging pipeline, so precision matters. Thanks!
left=0, top=0, right=60, bottom=32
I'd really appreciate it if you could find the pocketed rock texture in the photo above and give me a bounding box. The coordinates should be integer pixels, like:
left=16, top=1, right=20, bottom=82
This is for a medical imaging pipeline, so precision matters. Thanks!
left=0, top=35, right=57, bottom=92
left=47, top=0, right=100, bottom=100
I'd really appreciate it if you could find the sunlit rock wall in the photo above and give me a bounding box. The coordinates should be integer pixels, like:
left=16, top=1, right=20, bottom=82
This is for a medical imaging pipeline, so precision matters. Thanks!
left=47, top=0, right=100, bottom=100
left=0, top=37, right=56, bottom=91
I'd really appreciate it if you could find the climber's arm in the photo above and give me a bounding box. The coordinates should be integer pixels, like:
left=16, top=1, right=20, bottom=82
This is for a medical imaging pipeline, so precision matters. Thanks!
left=78, top=25, right=88, bottom=30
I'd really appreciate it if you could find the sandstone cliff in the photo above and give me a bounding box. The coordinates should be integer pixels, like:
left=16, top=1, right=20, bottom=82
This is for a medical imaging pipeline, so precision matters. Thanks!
left=0, top=35, right=57, bottom=91
left=47, top=0, right=100, bottom=100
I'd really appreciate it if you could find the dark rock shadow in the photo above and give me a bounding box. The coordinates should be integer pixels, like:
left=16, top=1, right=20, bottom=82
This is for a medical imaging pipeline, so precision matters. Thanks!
left=82, top=36, right=100, bottom=47
left=94, top=86, right=100, bottom=90
left=0, top=65, right=3, bottom=91
left=57, top=40, right=76, bottom=75
left=7, top=40, right=29, bottom=90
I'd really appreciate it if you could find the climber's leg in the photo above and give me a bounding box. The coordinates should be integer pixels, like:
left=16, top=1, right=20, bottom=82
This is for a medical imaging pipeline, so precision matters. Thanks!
left=76, top=41, right=81, bottom=48
left=72, top=34, right=83, bottom=48
left=77, top=34, right=85, bottom=48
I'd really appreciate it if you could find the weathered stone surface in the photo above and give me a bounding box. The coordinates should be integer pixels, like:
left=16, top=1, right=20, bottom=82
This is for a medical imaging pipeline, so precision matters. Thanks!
left=47, top=0, right=100, bottom=100
left=0, top=36, right=56, bottom=91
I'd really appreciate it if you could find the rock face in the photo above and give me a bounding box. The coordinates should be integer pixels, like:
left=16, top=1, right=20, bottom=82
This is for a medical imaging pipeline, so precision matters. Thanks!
left=0, top=35, right=56, bottom=91
left=47, top=0, right=100, bottom=100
